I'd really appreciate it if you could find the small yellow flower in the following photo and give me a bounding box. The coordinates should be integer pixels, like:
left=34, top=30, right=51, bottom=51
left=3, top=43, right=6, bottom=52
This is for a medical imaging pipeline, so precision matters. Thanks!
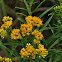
left=1, top=21, right=12, bottom=30
left=32, top=30, right=43, bottom=40
left=20, top=43, right=36, bottom=59
left=0, top=56, right=4, bottom=61
left=11, top=29, right=22, bottom=39
left=25, top=16, right=43, bottom=27
left=36, top=44, right=48, bottom=58
left=5, top=58, right=12, bottom=62
left=20, top=24, right=32, bottom=37
left=2, top=16, right=13, bottom=23
left=0, top=29, right=7, bottom=38
left=34, top=39, right=40, bottom=44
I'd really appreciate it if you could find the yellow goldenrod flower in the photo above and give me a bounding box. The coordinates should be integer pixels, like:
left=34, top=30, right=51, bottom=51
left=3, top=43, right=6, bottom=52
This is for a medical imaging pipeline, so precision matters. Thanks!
left=36, top=44, right=48, bottom=58
left=20, top=48, right=29, bottom=58
left=25, top=16, right=43, bottom=27
left=5, top=58, right=12, bottom=62
left=20, top=43, right=36, bottom=59
left=25, top=16, right=33, bottom=24
left=11, top=29, right=22, bottom=39
left=32, top=30, right=43, bottom=40
left=34, top=39, right=40, bottom=44
left=2, top=16, right=13, bottom=23
left=0, top=29, right=7, bottom=38
left=32, top=16, right=43, bottom=27
left=31, top=30, right=38, bottom=35
left=0, top=56, right=4, bottom=61
left=0, top=56, right=12, bottom=62
left=20, top=24, right=32, bottom=37
left=1, top=21, right=12, bottom=30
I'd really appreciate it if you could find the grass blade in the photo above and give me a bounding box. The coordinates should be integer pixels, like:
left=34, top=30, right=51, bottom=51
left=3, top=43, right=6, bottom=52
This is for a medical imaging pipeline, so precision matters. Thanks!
left=33, top=0, right=46, bottom=13
left=39, top=15, right=53, bottom=32
left=48, top=24, right=54, bottom=34
left=48, top=36, right=62, bottom=50
left=39, top=6, right=54, bottom=18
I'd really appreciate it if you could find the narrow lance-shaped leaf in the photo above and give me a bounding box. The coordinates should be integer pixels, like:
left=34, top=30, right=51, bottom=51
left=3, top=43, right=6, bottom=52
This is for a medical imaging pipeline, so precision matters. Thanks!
left=24, top=0, right=31, bottom=15
left=16, top=13, right=27, bottom=17
left=39, top=15, right=53, bottom=32
left=39, top=6, right=54, bottom=18
left=33, top=0, right=46, bottom=13
left=48, top=24, right=54, bottom=34
left=15, top=7, right=27, bottom=11
left=48, top=36, right=62, bottom=50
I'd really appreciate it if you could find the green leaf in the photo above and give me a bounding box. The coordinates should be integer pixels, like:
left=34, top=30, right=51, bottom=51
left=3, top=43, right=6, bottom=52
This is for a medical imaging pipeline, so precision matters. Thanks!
left=33, top=0, right=46, bottom=13
left=24, top=0, right=31, bottom=15
left=39, top=25, right=61, bottom=32
left=39, top=15, right=53, bottom=32
left=48, top=36, right=62, bottom=50
left=18, top=17, right=26, bottom=24
left=27, top=0, right=33, bottom=7
left=48, top=24, right=54, bottom=34
left=49, top=55, right=52, bottom=62
left=15, top=7, right=27, bottom=11
left=16, top=13, right=27, bottom=17
left=39, top=6, right=54, bottom=18
left=46, top=29, right=61, bottom=45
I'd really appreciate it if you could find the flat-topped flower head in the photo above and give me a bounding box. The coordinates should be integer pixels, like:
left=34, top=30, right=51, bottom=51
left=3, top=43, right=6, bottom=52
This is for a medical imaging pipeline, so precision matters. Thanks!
left=34, top=39, right=40, bottom=44
left=2, top=16, right=13, bottom=23
left=32, top=30, right=43, bottom=40
left=36, top=44, right=48, bottom=58
left=1, top=21, right=12, bottom=30
left=32, top=16, right=43, bottom=27
left=25, top=16, right=43, bottom=27
left=20, top=43, right=36, bottom=59
left=11, top=29, right=22, bottom=39
left=20, top=24, right=32, bottom=37
left=25, top=16, right=33, bottom=24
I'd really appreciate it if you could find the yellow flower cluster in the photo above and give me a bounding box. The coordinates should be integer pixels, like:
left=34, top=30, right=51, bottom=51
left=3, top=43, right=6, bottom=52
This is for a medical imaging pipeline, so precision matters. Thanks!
left=20, top=43, right=48, bottom=59
left=2, top=16, right=13, bottom=23
left=1, top=21, right=12, bottom=30
left=36, top=44, right=48, bottom=58
left=20, top=24, right=32, bottom=37
left=31, top=30, right=43, bottom=44
left=25, top=16, right=43, bottom=27
left=32, top=30, right=43, bottom=40
left=0, top=56, right=4, bottom=61
left=0, top=28, right=7, bottom=38
left=11, top=29, right=22, bottom=39
left=0, top=56, right=12, bottom=62
left=20, top=43, right=36, bottom=59
left=5, top=58, right=12, bottom=62
left=34, top=39, right=40, bottom=44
